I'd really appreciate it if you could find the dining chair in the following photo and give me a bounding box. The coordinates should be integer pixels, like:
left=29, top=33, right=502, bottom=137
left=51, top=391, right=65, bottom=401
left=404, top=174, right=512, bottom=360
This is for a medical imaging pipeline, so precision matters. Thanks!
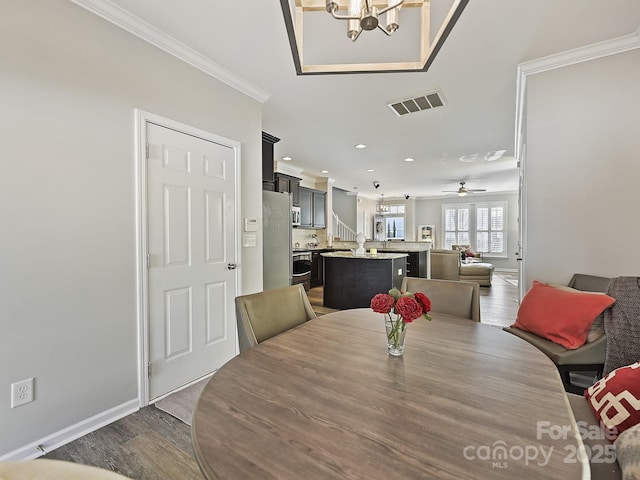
left=400, top=277, right=480, bottom=322
left=235, top=283, right=317, bottom=352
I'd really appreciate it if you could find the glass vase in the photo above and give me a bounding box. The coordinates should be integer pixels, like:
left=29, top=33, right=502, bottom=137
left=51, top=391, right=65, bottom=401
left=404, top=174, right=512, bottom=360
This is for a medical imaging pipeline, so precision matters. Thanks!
left=385, top=317, right=407, bottom=356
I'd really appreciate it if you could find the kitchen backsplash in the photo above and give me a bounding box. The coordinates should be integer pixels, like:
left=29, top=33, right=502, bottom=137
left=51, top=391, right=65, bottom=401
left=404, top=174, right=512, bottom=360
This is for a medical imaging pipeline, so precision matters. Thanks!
left=292, top=228, right=323, bottom=249
left=292, top=227, right=431, bottom=251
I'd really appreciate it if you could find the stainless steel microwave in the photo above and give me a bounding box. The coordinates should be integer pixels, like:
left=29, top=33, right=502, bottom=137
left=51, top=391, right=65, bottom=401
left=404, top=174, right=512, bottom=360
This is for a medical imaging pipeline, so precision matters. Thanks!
left=292, top=206, right=301, bottom=226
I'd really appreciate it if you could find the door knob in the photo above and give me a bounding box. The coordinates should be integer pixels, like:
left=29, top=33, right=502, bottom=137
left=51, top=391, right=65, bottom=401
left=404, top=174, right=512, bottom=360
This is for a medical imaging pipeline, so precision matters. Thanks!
left=227, top=263, right=237, bottom=270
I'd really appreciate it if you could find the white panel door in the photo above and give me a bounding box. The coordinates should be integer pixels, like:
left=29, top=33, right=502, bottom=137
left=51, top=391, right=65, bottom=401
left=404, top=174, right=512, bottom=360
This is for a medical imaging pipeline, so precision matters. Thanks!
left=147, top=122, right=237, bottom=400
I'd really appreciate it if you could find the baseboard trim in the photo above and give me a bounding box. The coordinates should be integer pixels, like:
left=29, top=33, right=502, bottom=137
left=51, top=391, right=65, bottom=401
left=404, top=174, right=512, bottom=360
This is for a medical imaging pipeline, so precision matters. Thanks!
left=495, top=268, right=518, bottom=273
left=0, top=399, right=139, bottom=461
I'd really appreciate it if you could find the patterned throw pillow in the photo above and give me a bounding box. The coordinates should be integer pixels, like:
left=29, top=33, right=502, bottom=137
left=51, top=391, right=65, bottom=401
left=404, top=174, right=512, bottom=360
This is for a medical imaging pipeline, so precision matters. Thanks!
left=585, top=362, right=640, bottom=441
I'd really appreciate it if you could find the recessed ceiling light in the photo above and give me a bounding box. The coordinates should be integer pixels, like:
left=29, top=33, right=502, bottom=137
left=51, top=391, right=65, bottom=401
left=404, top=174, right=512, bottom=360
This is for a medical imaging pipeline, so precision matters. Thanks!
left=366, top=169, right=375, bottom=172
left=282, top=156, right=292, bottom=161
left=355, top=144, right=367, bottom=149
left=404, top=157, right=415, bottom=162
left=321, top=170, right=329, bottom=174
left=485, top=150, right=507, bottom=161
left=459, top=154, right=479, bottom=163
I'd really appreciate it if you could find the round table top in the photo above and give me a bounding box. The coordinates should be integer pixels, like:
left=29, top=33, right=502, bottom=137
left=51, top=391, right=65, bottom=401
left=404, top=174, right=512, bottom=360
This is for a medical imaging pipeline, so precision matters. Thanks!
left=192, top=309, right=585, bottom=480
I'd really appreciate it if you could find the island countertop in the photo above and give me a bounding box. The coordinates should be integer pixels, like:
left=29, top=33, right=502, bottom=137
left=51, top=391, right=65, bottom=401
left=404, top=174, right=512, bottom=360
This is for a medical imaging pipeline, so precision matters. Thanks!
left=320, top=251, right=408, bottom=260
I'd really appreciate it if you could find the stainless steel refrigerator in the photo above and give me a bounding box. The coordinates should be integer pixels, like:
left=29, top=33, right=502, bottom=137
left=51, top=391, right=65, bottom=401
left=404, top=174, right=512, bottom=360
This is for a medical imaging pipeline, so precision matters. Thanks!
left=263, top=190, right=292, bottom=290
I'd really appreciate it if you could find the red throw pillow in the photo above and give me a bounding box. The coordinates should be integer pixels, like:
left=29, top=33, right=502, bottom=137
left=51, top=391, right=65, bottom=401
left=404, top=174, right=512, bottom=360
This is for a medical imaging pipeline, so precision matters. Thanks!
left=584, top=362, right=640, bottom=441
left=511, top=280, right=615, bottom=349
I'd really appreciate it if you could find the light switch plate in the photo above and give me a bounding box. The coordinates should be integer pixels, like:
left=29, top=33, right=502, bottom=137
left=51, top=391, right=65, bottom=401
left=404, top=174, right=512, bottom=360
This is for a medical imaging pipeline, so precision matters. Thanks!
left=243, top=233, right=257, bottom=247
left=244, top=218, right=258, bottom=232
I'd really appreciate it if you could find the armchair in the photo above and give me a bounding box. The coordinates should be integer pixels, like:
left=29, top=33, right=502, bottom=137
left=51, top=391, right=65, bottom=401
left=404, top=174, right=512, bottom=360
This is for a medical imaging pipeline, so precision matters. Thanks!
left=429, top=249, right=461, bottom=281
left=504, top=273, right=611, bottom=394
left=430, top=249, right=495, bottom=286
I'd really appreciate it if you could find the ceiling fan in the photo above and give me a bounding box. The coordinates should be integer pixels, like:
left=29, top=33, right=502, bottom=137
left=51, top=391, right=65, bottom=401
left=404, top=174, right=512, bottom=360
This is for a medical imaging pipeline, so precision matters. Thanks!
left=443, top=181, right=487, bottom=197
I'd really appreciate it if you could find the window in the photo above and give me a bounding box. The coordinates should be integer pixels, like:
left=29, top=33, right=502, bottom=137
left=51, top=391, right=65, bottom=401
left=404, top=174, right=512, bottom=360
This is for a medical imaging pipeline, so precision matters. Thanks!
left=378, top=204, right=405, bottom=240
left=476, top=204, right=504, bottom=254
left=442, top=202, right=507, bottom=256
left=443, top=205, right=470, bottom=249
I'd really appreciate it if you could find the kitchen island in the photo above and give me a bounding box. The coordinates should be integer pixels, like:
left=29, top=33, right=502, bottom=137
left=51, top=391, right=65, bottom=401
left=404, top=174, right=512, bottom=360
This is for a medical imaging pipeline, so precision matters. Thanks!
left=321, top=251, right=407, bottom=309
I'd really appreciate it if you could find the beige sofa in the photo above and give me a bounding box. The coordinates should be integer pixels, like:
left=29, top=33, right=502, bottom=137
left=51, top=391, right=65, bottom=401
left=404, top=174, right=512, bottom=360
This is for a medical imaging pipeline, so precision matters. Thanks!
left=430, top=249, right=495, bottom=286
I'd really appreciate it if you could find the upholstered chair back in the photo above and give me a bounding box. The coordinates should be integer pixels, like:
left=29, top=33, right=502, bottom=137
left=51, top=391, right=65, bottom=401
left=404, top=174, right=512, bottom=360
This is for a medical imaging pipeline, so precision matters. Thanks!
left=429, top=249, right=461, bottom=281
left=235, top=283, right=317, bottom=353
left=401, top=277, right=480, bottom=322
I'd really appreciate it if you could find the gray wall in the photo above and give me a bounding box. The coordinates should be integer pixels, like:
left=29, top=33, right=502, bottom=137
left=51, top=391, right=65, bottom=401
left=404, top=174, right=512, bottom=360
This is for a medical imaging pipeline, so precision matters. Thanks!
left=414, top=193, right=520, bottom=271
left=332, top=188, right=358, bottom=231
left=524, top=48, right=640, bottom=288
left=0, top=0, right=263, bottom=457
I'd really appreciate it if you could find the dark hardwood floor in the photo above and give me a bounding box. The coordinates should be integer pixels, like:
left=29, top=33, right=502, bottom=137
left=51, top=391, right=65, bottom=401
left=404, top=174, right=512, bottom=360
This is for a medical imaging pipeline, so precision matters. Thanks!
left=44, top=406, right=202, bottom=479
left=43, top=272, right=519, bottom=478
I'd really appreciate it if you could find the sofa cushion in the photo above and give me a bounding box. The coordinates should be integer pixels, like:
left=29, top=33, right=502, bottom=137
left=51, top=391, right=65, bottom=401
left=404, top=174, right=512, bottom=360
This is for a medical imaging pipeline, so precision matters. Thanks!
left=459, top=263, right=494, bottom=275
left=585, top=362, right=640, bottom=441
left=504, top=326, right=607, bottom=365
left=512, top=281, right=615, bottom=349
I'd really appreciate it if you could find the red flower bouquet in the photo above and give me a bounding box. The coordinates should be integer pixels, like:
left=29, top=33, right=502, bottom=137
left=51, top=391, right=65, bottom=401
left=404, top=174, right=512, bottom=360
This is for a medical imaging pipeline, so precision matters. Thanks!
left=371, top=287, right=431, bottom=356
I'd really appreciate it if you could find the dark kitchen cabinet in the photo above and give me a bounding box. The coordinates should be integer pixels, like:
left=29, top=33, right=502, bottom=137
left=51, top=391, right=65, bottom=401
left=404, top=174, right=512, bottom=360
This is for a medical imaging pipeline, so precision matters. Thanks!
left=299, top=187, right=325, bottom=228
left=378, top=250, right=428, bottom=278
left=313, top=191, right=326, bottom=228
left=262, top=132, right=279, bottom=184
left=262, top=181, right=275, bottom=191
left=310, top=251, right=324, bottom=288
left=275, top=173, right=300, bottom=206
left=406, top=251, right=428, bottom=277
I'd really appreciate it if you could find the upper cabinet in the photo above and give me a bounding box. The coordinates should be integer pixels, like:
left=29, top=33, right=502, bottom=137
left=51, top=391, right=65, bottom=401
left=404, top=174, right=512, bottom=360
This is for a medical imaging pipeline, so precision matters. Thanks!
left=262, top=132, right=279, bottom=184
left=299, top=187, right=325, bottom=228
left=262, top=132, right=301, bottom=204
left=275, top=173, right=300, bottom=206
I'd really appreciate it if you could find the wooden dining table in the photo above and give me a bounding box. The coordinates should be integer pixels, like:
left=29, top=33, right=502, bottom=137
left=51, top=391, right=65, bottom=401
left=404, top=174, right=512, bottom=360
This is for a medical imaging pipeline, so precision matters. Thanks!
left=192, top=309, right=587, bottom=479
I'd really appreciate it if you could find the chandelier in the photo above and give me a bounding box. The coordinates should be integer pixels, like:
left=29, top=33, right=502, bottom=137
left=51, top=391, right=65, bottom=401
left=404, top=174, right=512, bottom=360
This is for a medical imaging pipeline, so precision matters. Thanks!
left=279, top=0, right=468, bottom=75
left=325, top=0, right=404, bottom=42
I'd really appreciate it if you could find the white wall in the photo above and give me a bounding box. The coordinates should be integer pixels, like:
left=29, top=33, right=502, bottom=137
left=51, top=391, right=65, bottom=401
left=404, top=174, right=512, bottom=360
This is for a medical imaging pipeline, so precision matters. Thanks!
left=524, top=48, right=640, bottom=288
left=0, top=0, right=262, bottom=457
left=414, top=194, right=520, bottom=270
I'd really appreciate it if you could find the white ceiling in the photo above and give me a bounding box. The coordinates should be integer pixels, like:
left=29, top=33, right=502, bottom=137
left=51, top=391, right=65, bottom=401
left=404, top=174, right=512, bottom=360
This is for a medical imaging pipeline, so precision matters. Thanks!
left=76, top=0, right=640, bottom=199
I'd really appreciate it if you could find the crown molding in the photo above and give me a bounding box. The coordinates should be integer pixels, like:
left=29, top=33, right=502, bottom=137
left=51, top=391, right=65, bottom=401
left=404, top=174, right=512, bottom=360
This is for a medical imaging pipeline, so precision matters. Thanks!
left=274, top=161, right=304, bottom=176
left=70, top=0, right=270, bottom=103
left=518, top=28, right=640, bottom=77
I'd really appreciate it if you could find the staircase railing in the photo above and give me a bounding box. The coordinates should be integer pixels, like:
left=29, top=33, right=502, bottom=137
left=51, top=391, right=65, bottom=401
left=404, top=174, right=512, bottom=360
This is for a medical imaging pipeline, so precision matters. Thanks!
left=332, top=212, right=357, bottom=242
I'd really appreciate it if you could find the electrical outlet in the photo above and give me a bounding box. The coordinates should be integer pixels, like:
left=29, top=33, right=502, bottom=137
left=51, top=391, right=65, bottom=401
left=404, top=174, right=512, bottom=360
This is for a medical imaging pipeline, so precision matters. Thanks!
left=11, top=378, right=34, bottom=408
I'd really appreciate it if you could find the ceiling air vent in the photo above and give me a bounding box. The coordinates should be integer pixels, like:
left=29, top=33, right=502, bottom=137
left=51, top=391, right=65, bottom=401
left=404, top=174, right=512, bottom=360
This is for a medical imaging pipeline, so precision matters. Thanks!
left=388, top=91, right=445, bottom=117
